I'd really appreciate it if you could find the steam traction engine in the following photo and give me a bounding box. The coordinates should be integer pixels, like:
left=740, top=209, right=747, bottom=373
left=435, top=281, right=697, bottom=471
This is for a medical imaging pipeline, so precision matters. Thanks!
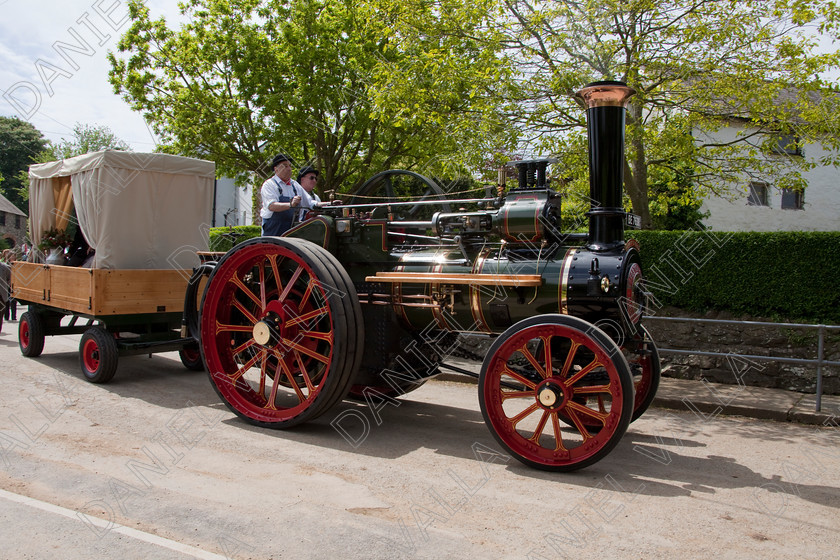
left=193, top=82, right=660, bottom=471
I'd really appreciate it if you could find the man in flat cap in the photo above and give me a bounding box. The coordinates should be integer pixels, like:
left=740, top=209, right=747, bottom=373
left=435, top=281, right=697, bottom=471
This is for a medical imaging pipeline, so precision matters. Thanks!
left=296, top=165, right=323, bottom=221
left=260, top=154, right=303, bottom=236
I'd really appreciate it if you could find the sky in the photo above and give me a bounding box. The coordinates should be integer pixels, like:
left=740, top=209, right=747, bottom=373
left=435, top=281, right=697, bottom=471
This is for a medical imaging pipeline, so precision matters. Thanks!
left=0, top=0, right=184, bottom=151
left=2, top=1, right=839, bottom=154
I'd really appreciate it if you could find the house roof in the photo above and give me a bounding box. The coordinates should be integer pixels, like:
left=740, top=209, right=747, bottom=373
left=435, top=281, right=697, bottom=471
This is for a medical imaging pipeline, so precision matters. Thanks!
left=0, top=192, right=27, bottom=217
left=679, top=76, right=840, bottom=126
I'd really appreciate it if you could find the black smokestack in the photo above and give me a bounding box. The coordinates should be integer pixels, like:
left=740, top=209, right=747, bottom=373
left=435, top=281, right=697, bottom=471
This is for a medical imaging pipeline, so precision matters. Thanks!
left=575, top=81, right=635, bottom=252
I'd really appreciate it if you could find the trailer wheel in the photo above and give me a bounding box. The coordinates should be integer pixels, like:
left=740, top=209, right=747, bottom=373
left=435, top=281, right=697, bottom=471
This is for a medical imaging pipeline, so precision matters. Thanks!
left=19, top=311, right=46, bottom=358
left=80, top=327, right=119, bottom=384
left=199, top=237, right=362, bottom=428
left=479, top=314, right=633, bottom=472
left=179, top=344, right=205, bottom=371
left=626, top=325, right=661, bottom=422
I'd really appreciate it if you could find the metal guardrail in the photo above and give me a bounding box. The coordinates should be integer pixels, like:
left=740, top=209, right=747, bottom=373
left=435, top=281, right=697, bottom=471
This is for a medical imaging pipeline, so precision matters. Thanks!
left=645, top=316, right=840, bottom=412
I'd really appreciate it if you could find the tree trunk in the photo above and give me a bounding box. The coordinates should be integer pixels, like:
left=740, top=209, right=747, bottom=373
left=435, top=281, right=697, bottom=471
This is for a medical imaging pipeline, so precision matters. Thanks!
left=624, top=104, right=653, bottom=229
left=252, top=183, right=262, bottom=226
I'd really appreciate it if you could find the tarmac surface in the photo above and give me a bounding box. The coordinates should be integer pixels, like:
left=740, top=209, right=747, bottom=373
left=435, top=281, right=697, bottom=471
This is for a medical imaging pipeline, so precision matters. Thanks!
left=0, top=312, right=838, bottom=559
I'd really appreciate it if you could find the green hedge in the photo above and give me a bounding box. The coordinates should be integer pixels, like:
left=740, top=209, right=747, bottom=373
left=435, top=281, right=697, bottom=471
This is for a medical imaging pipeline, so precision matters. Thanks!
left=627, top=231, right=840, bottom=323
left=208, top=226, right=262, bottom=252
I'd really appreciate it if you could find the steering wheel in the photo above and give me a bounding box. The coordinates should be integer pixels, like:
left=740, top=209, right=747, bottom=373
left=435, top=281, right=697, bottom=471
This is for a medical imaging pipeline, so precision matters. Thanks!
left=347, top=170, right=452, bottom=221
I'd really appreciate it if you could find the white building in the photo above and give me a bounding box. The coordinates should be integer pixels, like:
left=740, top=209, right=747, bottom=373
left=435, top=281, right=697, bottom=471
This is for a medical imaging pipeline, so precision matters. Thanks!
left=698, top=124, right=840, bottom=231
left=213, top=176, right=253, bottom=227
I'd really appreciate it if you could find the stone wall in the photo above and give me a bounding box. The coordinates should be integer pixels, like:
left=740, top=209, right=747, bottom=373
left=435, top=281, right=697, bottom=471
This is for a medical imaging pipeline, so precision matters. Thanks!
left=0, top=216, right=28, bottom=249
left=644, top=308, right=839, bottom=394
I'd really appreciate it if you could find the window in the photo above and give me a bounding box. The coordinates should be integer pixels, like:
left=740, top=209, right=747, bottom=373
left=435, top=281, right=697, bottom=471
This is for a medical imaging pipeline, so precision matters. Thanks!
left=748, top=182, right=769, bottom=206
left=774, top=134, right=802, bottom=156
left=781, top=188, right=803, bottom=210
left=0, top=212, right=5, bottom=226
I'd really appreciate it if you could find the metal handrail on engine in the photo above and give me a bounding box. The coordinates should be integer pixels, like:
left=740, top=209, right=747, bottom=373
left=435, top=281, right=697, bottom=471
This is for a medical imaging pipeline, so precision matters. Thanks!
left=330, top=197, right=495, bottom=209
left=644, top=316, right=840, bottom=412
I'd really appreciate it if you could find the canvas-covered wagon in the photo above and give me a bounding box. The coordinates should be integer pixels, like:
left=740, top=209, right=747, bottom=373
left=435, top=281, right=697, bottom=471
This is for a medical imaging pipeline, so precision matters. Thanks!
left=11, top=150, right=215, bottom=382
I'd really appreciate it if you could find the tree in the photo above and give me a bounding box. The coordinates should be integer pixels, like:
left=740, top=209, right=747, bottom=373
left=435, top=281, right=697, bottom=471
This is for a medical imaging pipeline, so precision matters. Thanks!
left=12, top=123, right=131, bottom=206
left=51, top=122, right=131, bottom=159
left=647, top=159, right=708, bottom=230
left=0, top=116, right=48, bottom=212
left=108, top=0, right=514, bottom=216
left=503, top=0, right=840, bottom=229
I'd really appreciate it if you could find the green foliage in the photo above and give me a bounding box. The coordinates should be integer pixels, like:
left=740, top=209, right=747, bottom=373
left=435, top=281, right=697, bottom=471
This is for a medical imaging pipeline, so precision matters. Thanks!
left=366, top=0, right=516, bottom=161
left=505, top=0, right=840, bottom=229
left=0, top=116, right=48, bottom=212
left=14, top=150, right=62, bottom=207
left=11, top=123, right=131, bottom=206
left=36, top=227, right=73, bottom=251
left=209, top=226, right=262, bottom=252
left=628, top=230, right=840, bottom=323
left=647, top=159, right=708, bottom=230
left=108, top=0, right=514, bottom=199
left=51, top=123, right=131, bottom=159
left=648, top=199, right=707, bottom=232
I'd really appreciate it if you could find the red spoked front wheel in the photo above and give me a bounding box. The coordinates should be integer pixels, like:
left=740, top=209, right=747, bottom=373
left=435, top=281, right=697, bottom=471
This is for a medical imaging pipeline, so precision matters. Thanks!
left=479, top=314, right=633, bottom=471
left=567, top=324, right=661, bottom=425
left=199, top=237, right=362, bottom=428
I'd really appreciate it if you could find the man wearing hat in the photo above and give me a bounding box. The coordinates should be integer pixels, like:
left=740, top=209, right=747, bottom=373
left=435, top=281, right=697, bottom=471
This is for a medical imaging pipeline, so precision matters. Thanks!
left=296, top=165, right=323, bottom=221
left=260, top=154, right=303, bottom=236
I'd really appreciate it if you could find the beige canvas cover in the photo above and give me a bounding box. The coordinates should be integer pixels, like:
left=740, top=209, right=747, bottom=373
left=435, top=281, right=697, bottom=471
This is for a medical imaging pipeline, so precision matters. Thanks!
left=29, top=151, right=215, bottom=270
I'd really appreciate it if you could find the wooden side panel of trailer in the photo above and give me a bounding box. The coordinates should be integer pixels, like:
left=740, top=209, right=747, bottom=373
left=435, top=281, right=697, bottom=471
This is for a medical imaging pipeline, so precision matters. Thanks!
left=47, top=265, right=93, bottom=312
left=9, top=263, right=51, bottom=305
left=91, top=270, right=189, bottom=315
left=11, top=262, right=190, bottom=316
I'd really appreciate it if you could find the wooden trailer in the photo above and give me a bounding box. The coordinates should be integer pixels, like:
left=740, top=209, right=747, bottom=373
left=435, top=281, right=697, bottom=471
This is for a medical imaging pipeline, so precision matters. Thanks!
left=11, top=150, right=215, bottom=382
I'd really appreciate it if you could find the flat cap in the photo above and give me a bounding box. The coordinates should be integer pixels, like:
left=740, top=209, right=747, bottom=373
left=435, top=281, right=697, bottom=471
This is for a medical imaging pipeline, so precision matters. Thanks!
left=271, top=153, right=293, bottom=168
left=297, top=166, right=319, bottom=182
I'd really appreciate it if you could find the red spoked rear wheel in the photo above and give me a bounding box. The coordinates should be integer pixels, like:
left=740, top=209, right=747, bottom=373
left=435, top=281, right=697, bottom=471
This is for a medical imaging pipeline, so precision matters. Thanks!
left=479, top=315, right=633, bottom=471
left=625, top=325, right=661, bottom=422
left=199, top=238, right=362, bottom=428
left=562, top=324, right=661, bottom=426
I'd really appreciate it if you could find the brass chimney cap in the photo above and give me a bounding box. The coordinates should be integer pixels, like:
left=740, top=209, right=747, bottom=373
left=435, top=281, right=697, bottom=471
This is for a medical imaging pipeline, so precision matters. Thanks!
left=575, top=81, right=636, bottom=109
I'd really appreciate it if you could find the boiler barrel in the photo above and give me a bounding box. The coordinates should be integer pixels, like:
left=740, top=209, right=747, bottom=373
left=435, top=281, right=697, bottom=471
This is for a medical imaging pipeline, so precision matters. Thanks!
left=384, top=247, right=637, bottom=335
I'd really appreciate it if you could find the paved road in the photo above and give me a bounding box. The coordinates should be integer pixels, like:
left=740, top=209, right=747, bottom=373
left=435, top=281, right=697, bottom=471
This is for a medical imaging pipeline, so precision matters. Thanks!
left=0, top=324, right=838, bottom=559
